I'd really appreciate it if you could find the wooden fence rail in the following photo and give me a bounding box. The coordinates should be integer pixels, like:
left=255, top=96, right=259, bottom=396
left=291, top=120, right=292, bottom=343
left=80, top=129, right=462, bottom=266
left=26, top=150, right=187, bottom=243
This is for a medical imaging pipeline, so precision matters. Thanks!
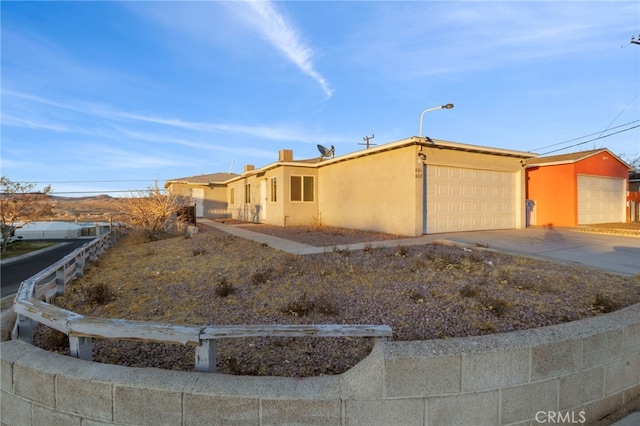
left=13, top=232, right=392, bottom=373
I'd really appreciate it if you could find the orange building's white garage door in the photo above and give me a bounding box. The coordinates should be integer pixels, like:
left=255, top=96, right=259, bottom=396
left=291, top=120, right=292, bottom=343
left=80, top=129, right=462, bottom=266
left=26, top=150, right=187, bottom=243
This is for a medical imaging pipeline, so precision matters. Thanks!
left=577, top=175, right=625, bottom=224
left=427, top=166, right=517, bottom=233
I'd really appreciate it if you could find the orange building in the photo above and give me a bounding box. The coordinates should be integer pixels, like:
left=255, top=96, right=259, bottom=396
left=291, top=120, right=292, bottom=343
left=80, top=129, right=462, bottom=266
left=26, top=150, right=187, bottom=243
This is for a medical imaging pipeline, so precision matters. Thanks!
left=525, top=149, right=631, bottom=227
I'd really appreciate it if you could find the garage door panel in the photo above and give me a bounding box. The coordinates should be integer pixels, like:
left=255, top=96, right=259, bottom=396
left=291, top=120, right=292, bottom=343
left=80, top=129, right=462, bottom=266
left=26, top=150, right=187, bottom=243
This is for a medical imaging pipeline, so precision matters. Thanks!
left=577, top=175, right=624, bottom=224
left=427, top=165, right=517, bottom=233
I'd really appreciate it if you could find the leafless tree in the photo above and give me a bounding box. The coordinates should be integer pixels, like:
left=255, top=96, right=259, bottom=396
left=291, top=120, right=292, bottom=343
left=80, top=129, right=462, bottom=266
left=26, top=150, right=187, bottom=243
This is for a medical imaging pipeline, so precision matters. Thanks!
left=619, top=153, right=639, bottom=172
left=0, top=177, right=53, bottom=252
left=118, top=182, right=188, bottom=241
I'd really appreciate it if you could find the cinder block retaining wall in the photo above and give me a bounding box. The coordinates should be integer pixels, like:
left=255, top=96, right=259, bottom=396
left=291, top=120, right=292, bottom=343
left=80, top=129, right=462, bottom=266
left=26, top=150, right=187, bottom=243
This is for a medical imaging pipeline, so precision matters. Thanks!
left=1, top=303, right=639, bottom=426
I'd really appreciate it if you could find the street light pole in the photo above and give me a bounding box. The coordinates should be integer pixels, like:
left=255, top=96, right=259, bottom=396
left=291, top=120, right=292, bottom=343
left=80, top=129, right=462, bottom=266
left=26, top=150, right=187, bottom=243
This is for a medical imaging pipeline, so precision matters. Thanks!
left=419, top=103, right=454, bottom=137
left=418, top=103, right=453, bottom=235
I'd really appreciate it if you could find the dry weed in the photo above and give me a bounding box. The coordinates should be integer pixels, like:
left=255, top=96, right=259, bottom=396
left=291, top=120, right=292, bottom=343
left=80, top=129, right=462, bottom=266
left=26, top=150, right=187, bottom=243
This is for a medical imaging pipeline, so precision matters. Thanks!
left=39, top=226, right=640, bottom=378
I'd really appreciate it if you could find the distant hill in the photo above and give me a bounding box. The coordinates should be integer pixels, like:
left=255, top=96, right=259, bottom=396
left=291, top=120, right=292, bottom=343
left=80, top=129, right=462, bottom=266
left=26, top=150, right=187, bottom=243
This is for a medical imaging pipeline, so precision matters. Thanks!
left=42, top=195, right=124, bottom=222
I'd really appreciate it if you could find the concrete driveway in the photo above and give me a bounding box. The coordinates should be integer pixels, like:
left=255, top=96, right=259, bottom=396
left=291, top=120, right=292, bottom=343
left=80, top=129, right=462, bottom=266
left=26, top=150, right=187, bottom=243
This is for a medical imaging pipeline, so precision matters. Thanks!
left=435, top=227, right=640, bottom=276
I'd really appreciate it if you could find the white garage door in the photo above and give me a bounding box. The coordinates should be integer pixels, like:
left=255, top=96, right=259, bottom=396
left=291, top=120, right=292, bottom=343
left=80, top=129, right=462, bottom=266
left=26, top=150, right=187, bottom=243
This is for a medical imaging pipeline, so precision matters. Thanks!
left=427, top=166, right=516, bottom=233
left=577, top=175, right=625, bottom=224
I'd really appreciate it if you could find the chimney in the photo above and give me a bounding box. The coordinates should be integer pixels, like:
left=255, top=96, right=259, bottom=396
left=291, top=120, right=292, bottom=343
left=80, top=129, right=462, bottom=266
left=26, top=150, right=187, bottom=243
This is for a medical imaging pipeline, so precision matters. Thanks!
left=279, top=149, right=293, bottom=162
left=243, top=164, right=255, bottom=173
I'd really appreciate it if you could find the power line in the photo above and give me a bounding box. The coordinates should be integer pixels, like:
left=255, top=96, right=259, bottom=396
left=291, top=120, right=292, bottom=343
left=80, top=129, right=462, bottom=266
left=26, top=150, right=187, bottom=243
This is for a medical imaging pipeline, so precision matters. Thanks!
left=539, top=125, right=640, bottom=155
left=531, top=120, right=640, bottom=152
left=16, top=179, right=162, bottom=185
left=48, top=190, right=152, bottom=195
left=597, top=92, right=639, bottom=138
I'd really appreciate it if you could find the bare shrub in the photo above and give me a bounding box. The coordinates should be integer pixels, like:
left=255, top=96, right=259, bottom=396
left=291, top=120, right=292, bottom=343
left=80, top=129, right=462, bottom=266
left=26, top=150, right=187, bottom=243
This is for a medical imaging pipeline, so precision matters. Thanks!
left=332, top=247, right=350, bottom=257
left=315, top=295, right=339, bottom=316
left=481, top=296, right=510, bottom=317
left=1, top=176, right=53, bottom=252
left=469, top=251, right=486, bottom=263
left=395, top=245, right=408, bottom=257
left=460, top=285, right=481, bottom=298
left=250, top=269, right=272, bottom=285
left=192, top=247, right=207, bottom=256
left=363, top=243, right=376, bottom=253
left=42, top=327, right=68, bottom=349
left=593, top=292, right=619, bottom=313
left=473, top=319, right=496, bottom=333
left=282, top=293, right=314, bottom=317
left=119, top=182, right=187, bottom=241
left=85, top=281, right=114, bottom=305
left=408, top=289, right=426, bottom=303
left=214, top=278, right=234, bottom=297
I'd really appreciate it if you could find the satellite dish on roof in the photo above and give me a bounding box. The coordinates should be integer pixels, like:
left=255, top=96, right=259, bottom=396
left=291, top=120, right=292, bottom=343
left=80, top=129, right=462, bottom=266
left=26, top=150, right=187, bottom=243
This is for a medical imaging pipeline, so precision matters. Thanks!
left=317, top=144, right=335, bottom=159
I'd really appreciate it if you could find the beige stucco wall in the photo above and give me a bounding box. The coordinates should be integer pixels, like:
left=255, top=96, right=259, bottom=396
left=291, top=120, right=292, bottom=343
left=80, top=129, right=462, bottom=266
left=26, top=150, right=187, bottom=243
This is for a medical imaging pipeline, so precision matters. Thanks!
left=318, top=141, right=528, bottom=236
left=227, top=165, right=319, bottom=226
left=167, top=183, right=229, bottom=218
left=318, top=144, right=421, bottom=236
left=192, top=138, right=531, bottom=234
left=280, top=165, right=319, bottom=227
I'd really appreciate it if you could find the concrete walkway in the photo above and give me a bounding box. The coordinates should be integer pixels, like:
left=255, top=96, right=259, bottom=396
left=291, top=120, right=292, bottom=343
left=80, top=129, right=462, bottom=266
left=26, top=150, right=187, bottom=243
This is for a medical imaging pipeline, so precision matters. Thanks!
left=200, top=219, right=640, bottom=276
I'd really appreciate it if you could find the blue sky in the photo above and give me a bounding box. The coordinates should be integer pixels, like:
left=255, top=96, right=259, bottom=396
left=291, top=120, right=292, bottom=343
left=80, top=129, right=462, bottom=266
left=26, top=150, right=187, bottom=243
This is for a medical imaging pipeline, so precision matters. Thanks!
left=2, top=1, right=639, bottom=196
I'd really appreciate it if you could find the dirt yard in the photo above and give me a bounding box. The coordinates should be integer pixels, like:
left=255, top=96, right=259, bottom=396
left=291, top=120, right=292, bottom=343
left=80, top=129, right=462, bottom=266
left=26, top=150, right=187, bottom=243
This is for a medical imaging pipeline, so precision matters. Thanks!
left=36, top=222, right=640, bottom=377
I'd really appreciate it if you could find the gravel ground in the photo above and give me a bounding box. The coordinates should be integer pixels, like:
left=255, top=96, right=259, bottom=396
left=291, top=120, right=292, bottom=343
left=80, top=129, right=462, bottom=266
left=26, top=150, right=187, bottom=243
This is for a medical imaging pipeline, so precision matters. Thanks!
left=34, top=223, right=640, bottom=377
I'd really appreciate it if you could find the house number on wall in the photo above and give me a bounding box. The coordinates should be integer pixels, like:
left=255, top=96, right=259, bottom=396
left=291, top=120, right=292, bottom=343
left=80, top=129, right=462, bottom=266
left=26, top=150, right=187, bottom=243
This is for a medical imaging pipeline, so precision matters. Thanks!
left=415, top=167, right=423, bottom=179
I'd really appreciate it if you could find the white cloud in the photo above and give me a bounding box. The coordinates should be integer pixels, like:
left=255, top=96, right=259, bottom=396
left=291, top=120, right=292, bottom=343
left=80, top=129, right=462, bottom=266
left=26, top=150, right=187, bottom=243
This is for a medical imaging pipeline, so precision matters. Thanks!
left=231, top=0, right=333, bottom=98
left=344, top=2, right=638, bottom=78
left=1, top=90, right=331, bottom=143
left=1, top=115, right=68, bottom=132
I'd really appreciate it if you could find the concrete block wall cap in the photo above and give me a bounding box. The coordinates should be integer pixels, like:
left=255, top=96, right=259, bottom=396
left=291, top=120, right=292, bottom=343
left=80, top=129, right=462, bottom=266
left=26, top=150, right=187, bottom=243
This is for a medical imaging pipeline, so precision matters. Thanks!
left=113, top=366, right=199, bottom=393
left=384, top=303, right=640, bottom=357
left=0, top=339, right=30, bottom=364
left=192, top=372, right=340, bottom=399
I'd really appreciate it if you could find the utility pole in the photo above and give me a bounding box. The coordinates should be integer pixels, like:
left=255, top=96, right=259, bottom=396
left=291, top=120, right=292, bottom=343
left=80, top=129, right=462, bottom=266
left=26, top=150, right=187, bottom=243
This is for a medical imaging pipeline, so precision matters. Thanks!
left=359, top=134, right=376, bottom=149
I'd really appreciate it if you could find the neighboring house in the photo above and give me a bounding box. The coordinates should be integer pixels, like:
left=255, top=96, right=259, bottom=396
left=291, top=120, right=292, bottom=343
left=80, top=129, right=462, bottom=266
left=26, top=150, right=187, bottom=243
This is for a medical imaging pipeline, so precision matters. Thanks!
left=15, top=221, right=83, bottom=239
left=525, top=149, right=631, bottom=227
left=221, top=137, right=535, bottom=236
left=630, top=171, right=640, bottom=192
left=164, top=173, right=238, bottom=218
left=628, top=171, right=640, bottom=222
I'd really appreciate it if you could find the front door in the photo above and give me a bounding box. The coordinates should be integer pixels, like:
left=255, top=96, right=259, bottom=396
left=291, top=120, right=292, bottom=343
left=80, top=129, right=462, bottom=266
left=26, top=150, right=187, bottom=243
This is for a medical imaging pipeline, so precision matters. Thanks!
left=191, top=188, right=204, bottom=217
left=259, top=180, right=267, bottom=222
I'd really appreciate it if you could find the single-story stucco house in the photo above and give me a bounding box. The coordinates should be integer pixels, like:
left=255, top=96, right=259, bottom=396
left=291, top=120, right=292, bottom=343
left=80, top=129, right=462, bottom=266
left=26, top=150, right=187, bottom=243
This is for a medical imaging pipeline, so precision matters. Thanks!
left=164, top=172, right=238, bottom=219
left=525, top=149, right=631, bottom=227
left=168, top=137, right=537, bottom=237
